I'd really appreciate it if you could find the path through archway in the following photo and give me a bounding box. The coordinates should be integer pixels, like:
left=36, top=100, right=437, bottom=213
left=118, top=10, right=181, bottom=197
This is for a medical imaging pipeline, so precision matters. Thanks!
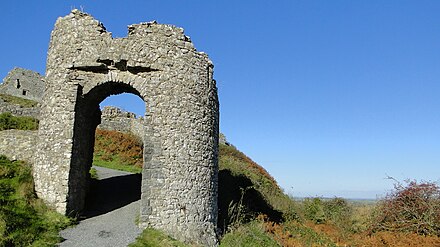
left=83, top=92, right=146, bottom=217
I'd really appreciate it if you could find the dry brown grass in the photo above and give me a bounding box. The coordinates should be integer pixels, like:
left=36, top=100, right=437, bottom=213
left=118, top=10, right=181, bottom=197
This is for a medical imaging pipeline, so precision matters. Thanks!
left=219, top=144, right=278, bottom=186
left=261, top=200, right=440, bottom=247
left=94, top=129, right=143, bottom=168
left=362, top=232, right=440, bottom=247
left=261, top=216, right=303, bottom=246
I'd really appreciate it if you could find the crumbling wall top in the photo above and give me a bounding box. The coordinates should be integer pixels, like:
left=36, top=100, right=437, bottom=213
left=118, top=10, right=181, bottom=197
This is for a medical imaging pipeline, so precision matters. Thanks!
left=101, top=106, right=137, bottom=119
left=47, top=9, right=211, bottom=83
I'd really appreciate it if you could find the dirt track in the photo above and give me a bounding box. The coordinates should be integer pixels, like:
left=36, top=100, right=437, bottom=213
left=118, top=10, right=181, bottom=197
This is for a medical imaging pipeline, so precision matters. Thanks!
left=59, top=166, right=142, bottom=247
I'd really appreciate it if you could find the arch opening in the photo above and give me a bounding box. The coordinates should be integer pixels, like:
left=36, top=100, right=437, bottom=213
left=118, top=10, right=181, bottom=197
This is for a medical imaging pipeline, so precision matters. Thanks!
left=68, top=81, right=149, bottom=216
left=100, top=92, right=146, bottom=118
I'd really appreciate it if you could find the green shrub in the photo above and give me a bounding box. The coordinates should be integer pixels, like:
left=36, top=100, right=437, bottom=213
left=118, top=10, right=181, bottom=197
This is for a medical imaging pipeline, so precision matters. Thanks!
left=323, top=197, right=352, bottom=230
left=219, top=144, right=298, bottom=222
left=0, top=112, right=39, bottom=130
left=0, top=155, right=73, bottom=246
left=302, top=198, right=326, bottom=224
left=301, top=197, right=352, bottom=227
left=369, top=180, right=440, bottom=236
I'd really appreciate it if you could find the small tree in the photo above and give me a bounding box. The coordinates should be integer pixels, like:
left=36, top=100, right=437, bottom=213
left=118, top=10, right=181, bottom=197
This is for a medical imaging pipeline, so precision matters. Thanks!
left=370, top=179, right=440, bottom=236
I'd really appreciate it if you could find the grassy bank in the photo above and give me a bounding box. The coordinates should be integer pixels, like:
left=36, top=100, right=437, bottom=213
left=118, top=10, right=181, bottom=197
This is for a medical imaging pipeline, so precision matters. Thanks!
left=129, top=228, right=188, bottom=247
left=93, top=129, right=143, bottom=173
left=0, top=155, right=73, bottom=246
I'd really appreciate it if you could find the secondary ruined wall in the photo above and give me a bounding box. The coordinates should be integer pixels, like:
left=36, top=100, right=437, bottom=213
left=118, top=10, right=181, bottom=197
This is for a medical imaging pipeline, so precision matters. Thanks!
left=0, top=68, right=45, bottom=101
left=34, top=10, right=219, bottom=246
left=98, top=106, right=142, bottom=134
left=0, top=130, right=37, bottom=163
left=0, top=99, right=41, bottom=119
left=0, top=68, right=43, bottom=119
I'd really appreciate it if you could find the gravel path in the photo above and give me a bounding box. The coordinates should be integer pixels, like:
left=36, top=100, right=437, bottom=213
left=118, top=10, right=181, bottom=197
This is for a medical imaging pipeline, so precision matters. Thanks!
left=59, top=166, right=142, bottom=247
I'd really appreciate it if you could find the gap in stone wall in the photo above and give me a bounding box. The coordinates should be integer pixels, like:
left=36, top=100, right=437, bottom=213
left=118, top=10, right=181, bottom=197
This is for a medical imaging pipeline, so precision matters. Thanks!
left=83, top=92, right=145, bottom=218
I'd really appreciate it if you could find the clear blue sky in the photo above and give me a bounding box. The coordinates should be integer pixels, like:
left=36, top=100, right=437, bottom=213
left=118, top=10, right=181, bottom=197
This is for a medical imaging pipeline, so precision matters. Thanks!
left=1, top=1, right=439, bottom=199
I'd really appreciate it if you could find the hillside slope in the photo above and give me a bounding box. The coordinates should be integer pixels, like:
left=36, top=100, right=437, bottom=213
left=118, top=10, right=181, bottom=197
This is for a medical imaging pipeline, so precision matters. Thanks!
left=0, top=156, right=72, bottom=246
left=93, top=130, right=298, bottom=245
left=218, top=144, right=296, bottom=231
left=93, top=129, right=143, bottom=173
left=93, top=130, right=295, bottom=227
left=95, top=130, right=440, bottom=247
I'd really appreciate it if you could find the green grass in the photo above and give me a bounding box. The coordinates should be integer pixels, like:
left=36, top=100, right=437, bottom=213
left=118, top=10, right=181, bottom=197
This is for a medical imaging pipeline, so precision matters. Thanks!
left=0, top=112, right=39, bottom=131
left=0, top=93, right=39, bottom=108
left=129, top=228, right=189, bottom=247
left=89, top=167, right=99, bottom=179
left=282, top=221, right=338, bottom=247
left=0, top=155, right=73, bottom=246
left=93, top=158, right=142, bottom=173
left=220, top=220, right=280, bottom=247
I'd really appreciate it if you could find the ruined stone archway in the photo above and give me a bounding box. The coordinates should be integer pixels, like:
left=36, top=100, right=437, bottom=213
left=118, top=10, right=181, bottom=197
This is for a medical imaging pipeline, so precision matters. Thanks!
left=33, top=10, right=219, bottom=246
left=70, top=81, right=147, bottom=214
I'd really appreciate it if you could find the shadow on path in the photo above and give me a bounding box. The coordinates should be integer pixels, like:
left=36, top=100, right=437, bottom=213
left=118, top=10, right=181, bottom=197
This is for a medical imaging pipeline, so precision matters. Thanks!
left=82, top=173, right=141, bottom=218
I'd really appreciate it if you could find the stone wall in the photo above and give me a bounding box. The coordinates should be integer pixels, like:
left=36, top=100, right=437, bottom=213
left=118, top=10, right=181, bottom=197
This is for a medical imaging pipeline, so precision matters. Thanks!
left=0, top=130, right=37, bottom=163
left=0, top=97, right=145, bottom=141
left=0, top=99, right=41, bottom=119
left=0, top=69, right=145, bottom=134
left=0, top=67, right=45, bottom=102
left=33, top=10, right=219, bottom=246
left=97, top=106, right=146, bottom=140
left=98, top=106, right=139, bottom=132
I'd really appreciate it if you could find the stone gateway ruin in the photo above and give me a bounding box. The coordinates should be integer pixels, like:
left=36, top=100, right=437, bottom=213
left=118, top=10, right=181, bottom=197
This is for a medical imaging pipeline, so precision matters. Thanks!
left=33, top=10, right=219, bottom=246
